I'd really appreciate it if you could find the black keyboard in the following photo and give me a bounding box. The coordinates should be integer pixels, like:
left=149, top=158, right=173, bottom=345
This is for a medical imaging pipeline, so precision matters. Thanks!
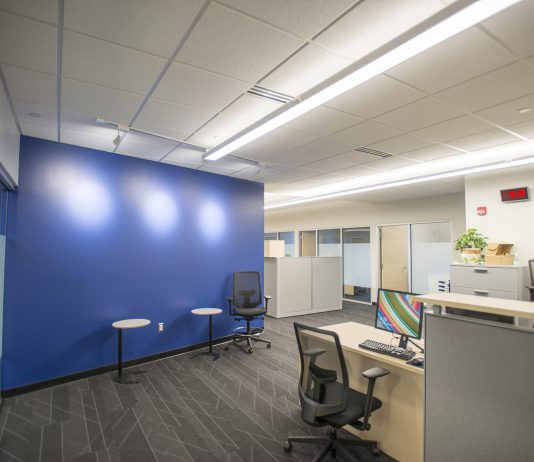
left=359, top=339, right=416, bottom=361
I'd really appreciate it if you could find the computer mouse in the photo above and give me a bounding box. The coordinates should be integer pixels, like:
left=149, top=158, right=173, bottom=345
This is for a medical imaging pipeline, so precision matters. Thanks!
left=410, top=357, right=424, bottom=366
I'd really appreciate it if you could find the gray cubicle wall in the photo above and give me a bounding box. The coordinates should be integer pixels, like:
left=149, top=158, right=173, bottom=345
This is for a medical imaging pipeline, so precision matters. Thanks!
left=425, top=313, right=534, bottom=462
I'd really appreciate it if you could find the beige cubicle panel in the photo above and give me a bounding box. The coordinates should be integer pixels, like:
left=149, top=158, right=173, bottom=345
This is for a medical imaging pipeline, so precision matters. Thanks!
left=264, top=257, right=341, bottom=318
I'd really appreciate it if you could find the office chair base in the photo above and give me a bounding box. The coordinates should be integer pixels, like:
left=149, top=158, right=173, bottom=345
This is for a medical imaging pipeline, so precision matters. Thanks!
left=284, top=428, right=379, bottom=461
left=225, top=332, right=271, bottom=354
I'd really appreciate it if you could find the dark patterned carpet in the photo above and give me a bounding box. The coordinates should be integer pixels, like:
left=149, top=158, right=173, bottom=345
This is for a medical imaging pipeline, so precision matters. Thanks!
left=0, top=303, right=396, bottom=462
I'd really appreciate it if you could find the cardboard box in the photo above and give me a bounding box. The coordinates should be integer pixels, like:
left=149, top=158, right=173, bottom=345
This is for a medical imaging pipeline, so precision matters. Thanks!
left=264, top=240, right=285, bottom=257
left=344, top=285, right=354, bottom=296
left=485, top=242, right=514, bottom=265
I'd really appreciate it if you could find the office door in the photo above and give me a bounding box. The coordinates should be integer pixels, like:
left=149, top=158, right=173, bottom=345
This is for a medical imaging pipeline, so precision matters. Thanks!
left=380, top=225, right=409, bottom=291
left=300, top=230, right=316, bottom=256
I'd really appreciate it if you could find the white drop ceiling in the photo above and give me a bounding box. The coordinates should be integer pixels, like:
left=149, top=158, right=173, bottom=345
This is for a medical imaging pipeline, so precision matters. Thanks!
left=1, top=0, right=534, bottom=207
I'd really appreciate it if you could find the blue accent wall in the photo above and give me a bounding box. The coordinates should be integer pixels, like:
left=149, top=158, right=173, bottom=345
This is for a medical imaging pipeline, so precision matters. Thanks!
left=2, top=136, right=264, bottom=390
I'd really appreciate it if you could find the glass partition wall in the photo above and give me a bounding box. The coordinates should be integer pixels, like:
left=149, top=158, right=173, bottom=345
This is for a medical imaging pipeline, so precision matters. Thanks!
left=318, top=229, right=341, bottom=256
left=342, top=228, right=372, bottom=303
left=278, top=231, right=296, bottom=257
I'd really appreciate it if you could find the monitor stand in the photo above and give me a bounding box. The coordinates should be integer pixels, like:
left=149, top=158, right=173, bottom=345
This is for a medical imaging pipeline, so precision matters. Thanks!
left=399, top=335, right=425, bottom=353
left=399, top=335, right=409, bottom=349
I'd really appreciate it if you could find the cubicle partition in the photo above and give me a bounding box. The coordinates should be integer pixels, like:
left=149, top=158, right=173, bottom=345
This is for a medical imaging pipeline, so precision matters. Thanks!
left=425, top=313, right=534, bottom=462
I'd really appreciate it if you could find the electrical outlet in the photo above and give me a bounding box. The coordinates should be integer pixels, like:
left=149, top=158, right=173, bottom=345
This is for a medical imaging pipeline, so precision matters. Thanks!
left=158, top=322, right=164, bottom=332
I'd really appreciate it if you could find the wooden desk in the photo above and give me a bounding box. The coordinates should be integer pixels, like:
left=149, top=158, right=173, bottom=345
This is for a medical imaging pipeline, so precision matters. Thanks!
left=304, top=322, right=424, bottom=462
left=416, top=292, right=534, bottom=320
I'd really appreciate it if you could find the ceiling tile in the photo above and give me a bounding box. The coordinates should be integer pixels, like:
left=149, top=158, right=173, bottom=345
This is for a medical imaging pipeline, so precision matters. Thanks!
left=1, top=65, right=56, bottom=106
left=0, top=0, right=58, bottom=24
left=130, top=123, right=192, bottom=143
left=314, top=0, right=444, bottom=61
left=199, top=163, right=245, bottom=175
left=14, top=100, right=56, bottom=129
left=330, top=164, right=382, bottom=176
left=283, top=106, right=362, bottom=137
left=475, top=94, right=534, bottom=127
left=235, top=127, right=318, bottom=160
left=399, top=144, right=462, bottom=161
left=386, top=28, right=516, bottom=93
left=153, top=62, right=249, bottom=112
left=259, top=43, right=351, bottom=96
left=374, top=97, right=464, bottom=132
left=327, top=74, right=425, bottom=119
left=188, top=94, right=282, bottom=148
left=361, top=155, right=420, bottom=170
left=435, top=62, right=534, bottom=112
left=447, top=129, right=519, bottom=151
left=60, top=129, right=117, bottom=153
left=135, top=98, right=214, bottom=136
left=304, top=158, right=355, bottom=173
left=230, top=166, right=261, bottom=181
left=292, top=137, right=354, bottom=158
left=481, top=0, right=534, bottom=58
left=20, top=123, right=57, bottom=141
left=412, top=114, right=494, bottom=142
left=367, top=134, right=433, bottom=155
left=326, top=120, right=403, bottom=147
left=0, top=12, right=56, bottom=74
left=269, top=149, right=337, bottom=167
left=62, top=31, right=166, bottom=95
left=217, top=0, right=356, bottom=38
left=64, top=0, right=205, bottom=58
left=116, top=131, right=177, bottom=160
left=506, top=120, right=534, bottom=139
left=162, top=145, right=204, bottom=167
left=61, top=109, right=129, bottom=137
left=61, top=79, right=144, bottom=122
left=328, top=150, right=383, bottom=165
left=176, top=3, right=304, bottom=83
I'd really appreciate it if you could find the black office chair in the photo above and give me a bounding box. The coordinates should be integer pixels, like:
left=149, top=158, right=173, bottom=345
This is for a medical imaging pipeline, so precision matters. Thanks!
left=224, top=271, right=271, bottom=354
left=284, top=323, right=390, bottom=461
left=526, top=259, right=534, bottom=303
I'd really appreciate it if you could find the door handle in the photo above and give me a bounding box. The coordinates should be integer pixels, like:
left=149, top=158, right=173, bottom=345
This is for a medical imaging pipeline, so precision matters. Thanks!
left=474, top=289, right=489, bottom=295
left=474, top=268, right=488, bottom=273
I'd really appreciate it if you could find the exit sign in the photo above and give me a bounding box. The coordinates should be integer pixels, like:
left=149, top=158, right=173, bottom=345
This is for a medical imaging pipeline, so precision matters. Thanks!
left=500, top=187, right=529, bottom=203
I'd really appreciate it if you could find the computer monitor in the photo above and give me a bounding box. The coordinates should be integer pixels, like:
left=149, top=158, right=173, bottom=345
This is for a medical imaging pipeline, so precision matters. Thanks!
left=375, top=288, right=423, bottom=349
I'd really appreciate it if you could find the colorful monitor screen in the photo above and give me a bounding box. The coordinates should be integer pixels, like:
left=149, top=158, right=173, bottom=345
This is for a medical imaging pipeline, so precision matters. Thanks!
left=375, top=289, right=423, bottom=339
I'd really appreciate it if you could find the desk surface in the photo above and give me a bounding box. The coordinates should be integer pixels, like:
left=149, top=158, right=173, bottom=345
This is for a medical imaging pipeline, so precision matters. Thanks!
left=416, top=292, right=534, bottom=320
left=320, top=322, right=424, bottom=376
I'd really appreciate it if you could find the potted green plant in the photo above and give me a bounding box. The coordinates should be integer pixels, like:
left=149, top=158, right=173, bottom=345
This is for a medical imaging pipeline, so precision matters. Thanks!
left=454, top=228, right=488, bottom=263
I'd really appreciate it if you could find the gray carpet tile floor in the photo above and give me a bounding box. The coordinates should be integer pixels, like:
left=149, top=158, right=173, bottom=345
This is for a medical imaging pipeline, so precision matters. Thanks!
left=0, top=302, right=397, bottom=462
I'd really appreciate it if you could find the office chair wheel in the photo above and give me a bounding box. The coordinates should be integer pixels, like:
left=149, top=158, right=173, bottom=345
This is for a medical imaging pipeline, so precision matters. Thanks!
left=224, top=344, right=230, bottom=351
left=267, top=343, right=271, bottom=348
left=283, top=441, right=292, bottom=453
left=371, top=446, right=381, bottom=456
left=247, top=348, right=253, bottom=354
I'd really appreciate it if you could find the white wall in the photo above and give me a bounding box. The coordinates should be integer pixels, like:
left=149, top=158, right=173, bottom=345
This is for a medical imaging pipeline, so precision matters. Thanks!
left=0, top=80, right=20, bottom=185
left=265, top=192, right=466, bottom=301
left=465, top=165, right=534, bottom=265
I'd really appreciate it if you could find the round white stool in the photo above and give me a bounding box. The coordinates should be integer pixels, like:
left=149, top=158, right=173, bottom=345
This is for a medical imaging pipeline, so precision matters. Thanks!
left=112, top=319, right=150, bottom=384
left=191, top=308, right=222, bottom=361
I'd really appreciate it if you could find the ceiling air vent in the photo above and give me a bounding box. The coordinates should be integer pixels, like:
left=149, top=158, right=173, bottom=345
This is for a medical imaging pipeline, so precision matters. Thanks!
left=354, top=146, right=392, bottom=158
left=247, top=85, right=293, bottom=104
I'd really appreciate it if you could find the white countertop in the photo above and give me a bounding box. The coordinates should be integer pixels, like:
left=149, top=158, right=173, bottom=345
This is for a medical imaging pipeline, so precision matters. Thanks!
left=416, top=292, right=534, bottom=320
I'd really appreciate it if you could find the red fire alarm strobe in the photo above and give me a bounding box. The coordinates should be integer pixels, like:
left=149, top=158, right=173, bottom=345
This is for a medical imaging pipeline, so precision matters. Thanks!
left=477, top=206, right=487, bottom=216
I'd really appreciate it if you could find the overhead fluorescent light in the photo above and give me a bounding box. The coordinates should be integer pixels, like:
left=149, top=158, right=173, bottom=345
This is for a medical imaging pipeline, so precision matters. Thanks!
left=264, top=155, right=534, bottom=210
left=205, top=0, right=523, bottom=161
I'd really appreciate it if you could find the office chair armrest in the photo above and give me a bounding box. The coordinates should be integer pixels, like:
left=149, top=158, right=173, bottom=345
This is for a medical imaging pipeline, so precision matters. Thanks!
left=264, top=295, right=271, bottom=309
left=226, top=297, right=234, bottom=315
left=302, top=348, right=327, bottom=359
left=362, top=367, right=390, bottom=380
left=357, top=367, right=390, bottom=431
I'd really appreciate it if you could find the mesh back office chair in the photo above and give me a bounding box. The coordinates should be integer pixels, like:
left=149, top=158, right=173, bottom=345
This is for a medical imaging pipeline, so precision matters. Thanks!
left=527, top=260, right=534, bottom=302
left=284, top=323, right=390, bottom=462
left=224, top=272, right=271, bottom=354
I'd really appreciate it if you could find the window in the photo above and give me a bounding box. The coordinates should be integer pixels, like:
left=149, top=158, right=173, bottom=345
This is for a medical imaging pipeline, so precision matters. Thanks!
left=278, top=231, right=296, bottom=257
left=264, top=232, right=278, bottom=240
left=318, top=229, right=341, bottom=256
